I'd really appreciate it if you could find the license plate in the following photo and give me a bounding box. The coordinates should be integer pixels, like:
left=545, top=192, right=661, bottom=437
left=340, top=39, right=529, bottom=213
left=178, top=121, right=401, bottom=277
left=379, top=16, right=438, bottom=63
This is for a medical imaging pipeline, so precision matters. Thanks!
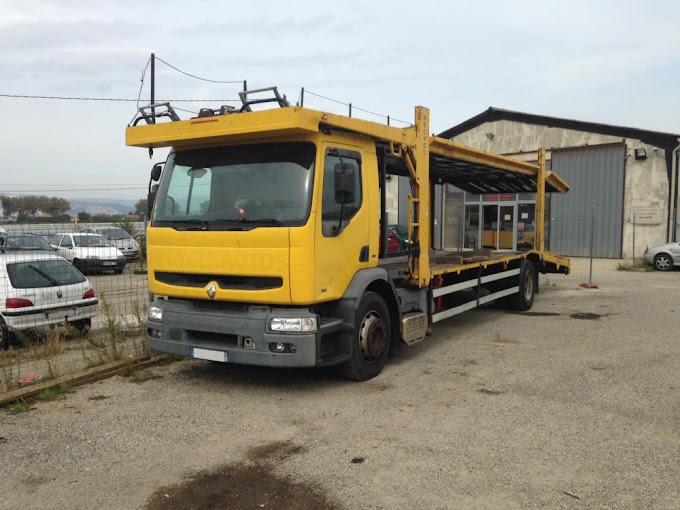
left=44, top=308, right=77, bottom=320
left=103, top=261, right=116, bottom=266
left=191, top=348, right=228, bottom=363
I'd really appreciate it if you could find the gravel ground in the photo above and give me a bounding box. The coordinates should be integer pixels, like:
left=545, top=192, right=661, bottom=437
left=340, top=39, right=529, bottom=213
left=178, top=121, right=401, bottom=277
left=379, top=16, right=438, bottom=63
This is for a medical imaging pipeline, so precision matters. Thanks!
left=1, top=267, right=678, bottom=509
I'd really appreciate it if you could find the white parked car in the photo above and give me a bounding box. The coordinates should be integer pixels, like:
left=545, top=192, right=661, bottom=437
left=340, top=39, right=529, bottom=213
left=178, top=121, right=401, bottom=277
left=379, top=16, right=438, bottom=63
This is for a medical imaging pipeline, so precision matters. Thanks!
left=83, top=227, right=140, bottom=261
left=0, top=251, right=98, bottom=349
left=645, top=241, right=680, bottom=271
left=49, top=233, right=126, bottom=274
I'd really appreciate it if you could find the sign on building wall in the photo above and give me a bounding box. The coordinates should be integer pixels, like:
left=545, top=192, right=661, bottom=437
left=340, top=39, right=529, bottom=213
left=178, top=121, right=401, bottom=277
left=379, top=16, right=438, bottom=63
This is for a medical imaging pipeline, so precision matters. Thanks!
left=631, top=201, right=664, bottom=225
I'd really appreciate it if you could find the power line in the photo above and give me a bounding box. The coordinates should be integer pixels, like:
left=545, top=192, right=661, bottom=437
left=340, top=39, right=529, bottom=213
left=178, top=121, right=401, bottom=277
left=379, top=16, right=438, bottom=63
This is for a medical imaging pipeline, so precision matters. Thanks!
left=304, top=89, right=410, bottom=125
left=1, top=186, right=146, bottom=193
left=0, top=93, right=240, bottom=103
left=155, top=57, right=243, bottom=84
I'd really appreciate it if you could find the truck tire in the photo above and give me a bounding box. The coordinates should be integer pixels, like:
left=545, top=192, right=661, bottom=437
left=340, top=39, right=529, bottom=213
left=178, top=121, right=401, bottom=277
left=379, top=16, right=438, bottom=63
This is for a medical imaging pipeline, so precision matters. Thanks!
left=340, top=292, right=391, bottom=381
left=502, top=260, right=536, bottom=311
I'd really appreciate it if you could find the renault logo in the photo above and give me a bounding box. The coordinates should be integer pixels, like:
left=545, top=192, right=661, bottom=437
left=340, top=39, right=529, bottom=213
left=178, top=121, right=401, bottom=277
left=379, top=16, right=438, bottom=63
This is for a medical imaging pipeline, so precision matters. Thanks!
left=206, top=282, right=217, bottom=300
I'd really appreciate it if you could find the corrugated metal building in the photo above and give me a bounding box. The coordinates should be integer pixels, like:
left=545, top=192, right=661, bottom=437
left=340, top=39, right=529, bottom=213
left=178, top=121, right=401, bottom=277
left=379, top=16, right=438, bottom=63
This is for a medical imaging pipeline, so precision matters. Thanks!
left=434, top=108, right=680, bottom=259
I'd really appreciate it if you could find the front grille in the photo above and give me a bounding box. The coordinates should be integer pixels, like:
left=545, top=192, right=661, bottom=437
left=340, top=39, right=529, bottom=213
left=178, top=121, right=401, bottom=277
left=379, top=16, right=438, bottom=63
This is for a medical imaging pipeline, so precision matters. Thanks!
left=156, top=272, right=283, bottom=290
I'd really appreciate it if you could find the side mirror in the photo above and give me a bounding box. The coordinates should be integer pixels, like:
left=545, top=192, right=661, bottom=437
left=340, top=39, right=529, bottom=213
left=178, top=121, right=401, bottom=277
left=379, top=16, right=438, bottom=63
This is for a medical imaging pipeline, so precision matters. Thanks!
left=334, top=163, right=356, bottom=204
left=151, top=163, right=163, bottom=182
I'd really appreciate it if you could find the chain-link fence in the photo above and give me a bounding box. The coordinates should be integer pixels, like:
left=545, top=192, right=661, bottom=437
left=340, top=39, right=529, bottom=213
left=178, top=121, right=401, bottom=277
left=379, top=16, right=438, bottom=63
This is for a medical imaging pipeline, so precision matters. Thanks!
left=1, top=222, right=149, bottom=392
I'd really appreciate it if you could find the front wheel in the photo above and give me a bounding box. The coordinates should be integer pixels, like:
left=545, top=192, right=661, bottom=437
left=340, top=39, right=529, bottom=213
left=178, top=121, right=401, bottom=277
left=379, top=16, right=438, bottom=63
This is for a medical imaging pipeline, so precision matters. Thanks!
left=653, top=253, right=673, bottom=271
left=340, top=292, right=391, bottom=381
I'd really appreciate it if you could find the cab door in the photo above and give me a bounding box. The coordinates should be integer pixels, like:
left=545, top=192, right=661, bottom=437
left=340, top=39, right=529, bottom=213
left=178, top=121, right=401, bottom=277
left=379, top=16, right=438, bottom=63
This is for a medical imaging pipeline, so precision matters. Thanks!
left=314, top=143, right=371, bottom=302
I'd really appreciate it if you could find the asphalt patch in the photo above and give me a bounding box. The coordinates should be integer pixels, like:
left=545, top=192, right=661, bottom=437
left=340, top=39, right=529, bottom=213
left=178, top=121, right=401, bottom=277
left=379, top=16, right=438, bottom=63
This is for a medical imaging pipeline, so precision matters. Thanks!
left=146, top=440, right=340, bottom=510
left=506, top=311, right=561, bottom=317
left=570, top=313, right=606, bottom=320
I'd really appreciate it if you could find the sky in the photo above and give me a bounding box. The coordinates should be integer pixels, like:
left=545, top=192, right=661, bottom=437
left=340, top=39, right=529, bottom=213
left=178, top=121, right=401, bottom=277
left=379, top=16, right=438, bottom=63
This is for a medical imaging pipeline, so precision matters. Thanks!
left=1, top=0, right=679, bottom=201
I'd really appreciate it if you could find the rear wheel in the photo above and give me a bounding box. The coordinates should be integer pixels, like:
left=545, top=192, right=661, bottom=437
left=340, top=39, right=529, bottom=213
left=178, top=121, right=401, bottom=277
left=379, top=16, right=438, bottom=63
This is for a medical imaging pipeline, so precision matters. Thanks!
left=653, top=253, right=673, bottom=271
left=0, top=318, right=12, bottom=350
left=501, top=261, right=536, bottom=311
left=340, top=292, right=391, bottom=381
left=71, top=319, right=91, bottom=335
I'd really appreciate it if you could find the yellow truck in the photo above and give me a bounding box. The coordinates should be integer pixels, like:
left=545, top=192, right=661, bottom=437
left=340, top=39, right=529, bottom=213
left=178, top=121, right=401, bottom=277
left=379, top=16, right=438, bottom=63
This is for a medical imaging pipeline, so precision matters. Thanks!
left=126, top=88, right=570, bottom=381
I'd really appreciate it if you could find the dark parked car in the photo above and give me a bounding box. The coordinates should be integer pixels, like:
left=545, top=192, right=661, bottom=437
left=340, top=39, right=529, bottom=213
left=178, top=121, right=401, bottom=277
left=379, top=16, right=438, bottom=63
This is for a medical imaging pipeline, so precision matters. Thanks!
left=3, top=234, right=54, bottom=252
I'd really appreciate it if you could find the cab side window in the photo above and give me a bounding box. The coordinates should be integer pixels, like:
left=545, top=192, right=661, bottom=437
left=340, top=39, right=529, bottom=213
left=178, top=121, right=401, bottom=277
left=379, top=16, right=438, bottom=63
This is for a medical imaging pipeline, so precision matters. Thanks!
left=321, top=148, right=362, bottom=237
left=59, top=235, right=73, bottom=248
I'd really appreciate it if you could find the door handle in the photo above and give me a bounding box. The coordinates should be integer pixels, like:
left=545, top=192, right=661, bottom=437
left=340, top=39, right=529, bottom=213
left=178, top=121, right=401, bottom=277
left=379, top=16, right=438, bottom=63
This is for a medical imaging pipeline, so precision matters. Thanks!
left=359, top=245, right=369, bottom=262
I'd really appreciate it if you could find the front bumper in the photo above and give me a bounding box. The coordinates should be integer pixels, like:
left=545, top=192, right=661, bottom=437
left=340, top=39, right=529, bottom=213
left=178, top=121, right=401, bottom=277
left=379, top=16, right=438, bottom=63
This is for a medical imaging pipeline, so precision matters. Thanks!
left=644, top=252, right=655, bottom=265
left=146, top=299, right=347, bottom=368
left=122, top=249, right=139, bottom=261
left=76, top=258, right=126, bottom=272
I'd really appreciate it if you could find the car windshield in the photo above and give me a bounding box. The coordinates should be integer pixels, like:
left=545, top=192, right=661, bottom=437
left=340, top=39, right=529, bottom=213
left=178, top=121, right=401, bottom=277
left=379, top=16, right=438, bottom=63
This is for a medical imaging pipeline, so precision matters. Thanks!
left=6, top=259, right=87, bottom=289
left=153, top=142, right=316, bottom=229
left=99, top=228, right=131, bottom=240
left=4, top=235, right=53, bottom=251
left=73, top=235, right=111, bottom=247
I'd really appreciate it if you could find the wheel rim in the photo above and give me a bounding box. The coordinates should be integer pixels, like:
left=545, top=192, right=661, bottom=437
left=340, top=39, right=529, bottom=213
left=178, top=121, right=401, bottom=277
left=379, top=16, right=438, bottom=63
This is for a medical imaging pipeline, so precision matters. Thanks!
left=359, top=311, right=387, bottom=362
left=523, top=270, right=534, bottom=300
left=656, top=256, right=671, bottom=270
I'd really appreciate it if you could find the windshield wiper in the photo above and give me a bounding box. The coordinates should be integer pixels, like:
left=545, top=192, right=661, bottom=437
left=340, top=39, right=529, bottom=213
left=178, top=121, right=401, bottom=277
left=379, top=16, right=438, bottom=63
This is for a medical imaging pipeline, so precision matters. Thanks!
left=27, top=264, right=60, bottom=286
left=235, top=218, right=284, bottom=226
left=208, top=218, right=285, bottom=227
left=160, top=219, right=210, bottom=230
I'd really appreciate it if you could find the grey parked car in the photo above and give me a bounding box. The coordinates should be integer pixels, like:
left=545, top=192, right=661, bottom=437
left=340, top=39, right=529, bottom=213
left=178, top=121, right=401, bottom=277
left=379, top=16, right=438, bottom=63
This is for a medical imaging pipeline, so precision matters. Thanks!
left=645, top=241, right=680, bottom=271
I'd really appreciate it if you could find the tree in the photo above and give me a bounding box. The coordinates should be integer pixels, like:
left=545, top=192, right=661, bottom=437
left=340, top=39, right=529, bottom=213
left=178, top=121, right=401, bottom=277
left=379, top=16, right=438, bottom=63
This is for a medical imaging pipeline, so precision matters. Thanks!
left=78, top=211, right=92, bottom=222
left=1, top=196, right=15, bottom=217
left=134, top=198, right=148, bottom=216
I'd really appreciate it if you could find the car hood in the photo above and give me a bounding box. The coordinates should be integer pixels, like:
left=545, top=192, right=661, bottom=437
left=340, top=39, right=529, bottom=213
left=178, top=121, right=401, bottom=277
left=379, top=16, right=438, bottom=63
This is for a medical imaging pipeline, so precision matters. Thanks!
left=648, top=242, right=677, bottom=253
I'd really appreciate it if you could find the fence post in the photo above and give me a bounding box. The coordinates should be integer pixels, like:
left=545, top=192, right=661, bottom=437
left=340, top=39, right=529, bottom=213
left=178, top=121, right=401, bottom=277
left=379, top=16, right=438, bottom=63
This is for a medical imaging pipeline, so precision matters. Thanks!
left=589, top=209, right=595, bottom=286
left=632, top=211, right=636, bottom=266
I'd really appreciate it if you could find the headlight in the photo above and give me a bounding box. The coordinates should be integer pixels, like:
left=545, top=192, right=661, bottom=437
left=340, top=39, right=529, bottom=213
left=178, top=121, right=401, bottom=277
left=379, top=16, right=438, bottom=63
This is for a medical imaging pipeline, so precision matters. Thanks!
left=117, top=254, right=125, bottom=260
left=148, top=305, right=163, bottom=321
left=269, top=317, right=317, bottom=332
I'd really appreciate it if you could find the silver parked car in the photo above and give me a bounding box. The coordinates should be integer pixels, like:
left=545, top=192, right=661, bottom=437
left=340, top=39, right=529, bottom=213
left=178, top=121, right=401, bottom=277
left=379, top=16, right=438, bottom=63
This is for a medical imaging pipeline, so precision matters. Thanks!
left=82, top=227, right=140, bottom=261
left=645, top=241, right=680, bottom=271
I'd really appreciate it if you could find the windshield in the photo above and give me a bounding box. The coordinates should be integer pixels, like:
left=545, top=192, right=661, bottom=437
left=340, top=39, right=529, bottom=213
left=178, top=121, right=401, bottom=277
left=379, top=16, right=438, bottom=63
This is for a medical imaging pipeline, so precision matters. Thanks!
left=7, top=260, right=87, bottom=289
left=5, top=235, right=53, bottom=251
left=73, top=235, right=111, bottom=247
left=153, top=142, right=316, bottom=229
left=99, top=228, right=131, bottom=240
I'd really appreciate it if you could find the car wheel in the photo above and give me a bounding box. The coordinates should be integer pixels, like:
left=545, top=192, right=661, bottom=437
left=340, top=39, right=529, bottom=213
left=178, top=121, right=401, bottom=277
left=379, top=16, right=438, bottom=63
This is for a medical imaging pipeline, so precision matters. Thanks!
left=71, top=319, right=91, bottom=335
left=653, top=253, right=673, bottom=271
left=73, top=258, right=85, bottom=274
left=114, top=268, right=124, bottom=274
left=0, top=318, right=12, bottom=350
left=340, top=292, right=392, bottom=381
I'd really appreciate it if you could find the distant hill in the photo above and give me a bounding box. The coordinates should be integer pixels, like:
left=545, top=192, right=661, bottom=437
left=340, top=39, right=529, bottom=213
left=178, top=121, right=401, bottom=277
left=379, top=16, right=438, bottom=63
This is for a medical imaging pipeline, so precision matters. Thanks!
left=67, top=198, right=138, bottom=216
